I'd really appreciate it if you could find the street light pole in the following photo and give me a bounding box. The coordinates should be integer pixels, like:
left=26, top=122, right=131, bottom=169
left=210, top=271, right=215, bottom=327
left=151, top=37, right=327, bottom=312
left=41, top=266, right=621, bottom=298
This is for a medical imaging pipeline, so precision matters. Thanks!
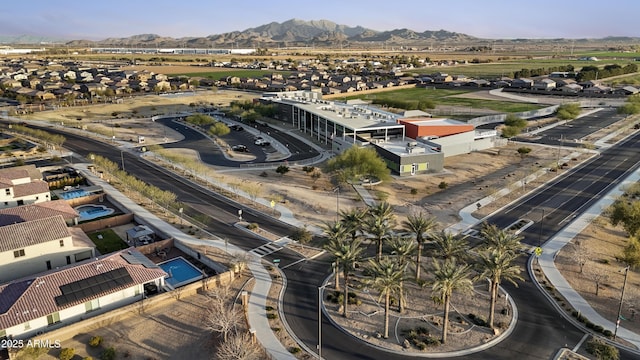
left=318, top=285, right=323, bottom=359
left=614, top=266, right=630, bottom=340
left=120, top=150, right=125, bottom=172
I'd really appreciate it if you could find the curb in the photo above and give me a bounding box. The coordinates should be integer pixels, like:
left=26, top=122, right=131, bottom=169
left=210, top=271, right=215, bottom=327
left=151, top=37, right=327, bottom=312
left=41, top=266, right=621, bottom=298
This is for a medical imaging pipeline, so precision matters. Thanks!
left=317, top=274, right=518, bottom=358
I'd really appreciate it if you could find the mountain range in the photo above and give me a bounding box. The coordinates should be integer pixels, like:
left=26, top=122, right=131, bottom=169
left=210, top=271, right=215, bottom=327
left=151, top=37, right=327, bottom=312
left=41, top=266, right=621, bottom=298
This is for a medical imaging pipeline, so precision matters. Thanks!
left=3, top=19, right=638, bottom=47
left=47, top=19, right=477, bottom=48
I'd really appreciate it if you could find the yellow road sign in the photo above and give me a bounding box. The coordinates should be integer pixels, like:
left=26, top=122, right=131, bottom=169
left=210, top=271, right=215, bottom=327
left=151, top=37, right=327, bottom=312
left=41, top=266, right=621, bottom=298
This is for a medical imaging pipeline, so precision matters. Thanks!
left=534, top=247, right=543, bottom=257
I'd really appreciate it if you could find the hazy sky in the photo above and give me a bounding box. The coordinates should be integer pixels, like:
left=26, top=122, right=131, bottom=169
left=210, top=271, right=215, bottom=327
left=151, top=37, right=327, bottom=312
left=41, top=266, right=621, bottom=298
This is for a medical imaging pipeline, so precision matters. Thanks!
left=3, top=0, right=639, bottom=40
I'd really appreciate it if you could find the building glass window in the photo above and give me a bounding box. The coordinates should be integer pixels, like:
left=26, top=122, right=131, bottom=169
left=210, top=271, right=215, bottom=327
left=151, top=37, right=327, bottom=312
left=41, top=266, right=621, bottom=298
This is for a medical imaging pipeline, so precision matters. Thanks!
left=13, top=249, right=25, bottom=258
left=5, top=189, right=10, bottom=195
left=59, top=239, right=65, bottom=247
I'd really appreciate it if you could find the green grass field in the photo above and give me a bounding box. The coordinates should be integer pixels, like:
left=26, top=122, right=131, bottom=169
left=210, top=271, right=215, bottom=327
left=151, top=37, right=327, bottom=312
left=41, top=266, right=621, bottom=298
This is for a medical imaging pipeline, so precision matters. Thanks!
left=175, top=69, right=291, bottom=80
left=347, top=87, right=543, bottom=113
left=89, top=229, right=128, bottom=254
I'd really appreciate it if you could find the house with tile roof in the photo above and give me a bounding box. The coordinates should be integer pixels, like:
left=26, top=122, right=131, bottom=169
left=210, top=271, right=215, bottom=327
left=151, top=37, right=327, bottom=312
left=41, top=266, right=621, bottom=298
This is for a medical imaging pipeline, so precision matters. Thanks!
left=0, top=200, right=79, bottom=227
left=0, top=248, right=166, bottom=339
left=0, top=215, right=95, bottom=283
left=0, top=165, right=50, bottom=209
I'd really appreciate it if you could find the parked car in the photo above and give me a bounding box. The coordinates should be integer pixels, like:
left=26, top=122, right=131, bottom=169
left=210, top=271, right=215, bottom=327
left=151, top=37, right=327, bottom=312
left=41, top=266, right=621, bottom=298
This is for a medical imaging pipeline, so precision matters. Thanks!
left=231, top=125, right=243, bottom=131
left=232, top=145, right=249, bottom=152
left=254, top=139, right=270, bottom=146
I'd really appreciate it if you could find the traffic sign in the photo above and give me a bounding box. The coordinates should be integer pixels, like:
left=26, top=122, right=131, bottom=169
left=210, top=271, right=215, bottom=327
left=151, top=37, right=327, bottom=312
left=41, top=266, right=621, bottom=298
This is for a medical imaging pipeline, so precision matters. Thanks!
left=270, top=200, right=276, bottom=208
left=534, top=247, right=543, bottom=257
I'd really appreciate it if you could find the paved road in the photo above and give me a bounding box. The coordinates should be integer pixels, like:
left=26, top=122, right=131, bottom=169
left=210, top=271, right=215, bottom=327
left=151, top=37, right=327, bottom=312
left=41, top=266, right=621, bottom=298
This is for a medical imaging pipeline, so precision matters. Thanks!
left=474, top=130, right=640, bottom=247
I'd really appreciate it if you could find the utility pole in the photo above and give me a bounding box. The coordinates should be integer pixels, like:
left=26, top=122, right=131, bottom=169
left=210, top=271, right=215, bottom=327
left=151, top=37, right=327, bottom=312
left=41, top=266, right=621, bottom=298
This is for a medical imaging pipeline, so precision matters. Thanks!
left=614, top=266, right=630, bottom=340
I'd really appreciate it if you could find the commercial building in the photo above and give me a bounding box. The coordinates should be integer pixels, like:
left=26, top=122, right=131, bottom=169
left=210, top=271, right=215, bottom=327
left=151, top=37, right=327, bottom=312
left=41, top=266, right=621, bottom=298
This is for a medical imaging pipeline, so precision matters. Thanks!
left=262, top=91, right=499, bottom=176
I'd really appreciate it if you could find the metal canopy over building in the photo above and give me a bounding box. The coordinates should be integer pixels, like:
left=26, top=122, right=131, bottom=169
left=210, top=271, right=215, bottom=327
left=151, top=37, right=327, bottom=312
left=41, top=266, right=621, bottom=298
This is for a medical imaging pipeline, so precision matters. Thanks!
left=264, top=91, right=405, bottom=144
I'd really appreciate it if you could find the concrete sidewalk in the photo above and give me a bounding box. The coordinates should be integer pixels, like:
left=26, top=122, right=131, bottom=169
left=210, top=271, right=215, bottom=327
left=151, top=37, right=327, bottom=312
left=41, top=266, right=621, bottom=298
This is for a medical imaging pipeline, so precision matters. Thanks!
left=74, top=163, right=297, bottom=360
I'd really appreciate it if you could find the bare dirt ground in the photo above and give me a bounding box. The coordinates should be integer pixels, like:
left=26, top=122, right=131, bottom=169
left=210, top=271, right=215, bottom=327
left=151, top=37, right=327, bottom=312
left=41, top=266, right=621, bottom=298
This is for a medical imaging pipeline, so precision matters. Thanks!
left=22, top=91, right=640, bottom=357
left=554, top=217, right=640, bottom=335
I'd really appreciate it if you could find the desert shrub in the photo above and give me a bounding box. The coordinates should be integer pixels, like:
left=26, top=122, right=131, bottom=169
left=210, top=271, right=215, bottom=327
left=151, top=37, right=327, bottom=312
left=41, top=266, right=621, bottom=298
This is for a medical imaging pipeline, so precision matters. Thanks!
left=247, top=223, right=259, bottom=230
left=415, top=341, right=427, bottom=350
left=265, top=306, right=275, bottom=311
left=89, top=335, right=103, bottom=347
left=603, top=329, right=613, bottom=338
left=438, top=181, right=448, bottom=189
left=84, top=357, right=94, bottom=360
left=100, top=347, right=116, bottom=360
left=585, top=337, right=619, bottom=360
left=468, top=313, right=488, bottom=327
left=289, top=227, right=312, bottom=244
left=289, top=347, right=301, bottom=354
left=59, top=348, right=75, bottom=360
left=593, top=324, right=604, bottom=333
left=271, top=327, right=281, bottom=332
left=266, top=313, right=278, bottom=320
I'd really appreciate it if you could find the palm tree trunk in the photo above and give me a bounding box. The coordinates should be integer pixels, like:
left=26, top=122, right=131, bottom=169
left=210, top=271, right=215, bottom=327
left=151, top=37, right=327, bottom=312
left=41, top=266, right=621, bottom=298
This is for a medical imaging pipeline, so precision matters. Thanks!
left=488, top=282, right=497, bottom=329
left=384, top=291, right=390, bottom=338
left=333, top=261, right=340, bottom=291
left=442, top=295, right=450, bottom=344
left=343, top=270, right=349, bottom=318
left=398, top=280, right=404, bottom=313
left=377, top=239, right=383, bottom=262
left=415, top=242, right=423, bottom=281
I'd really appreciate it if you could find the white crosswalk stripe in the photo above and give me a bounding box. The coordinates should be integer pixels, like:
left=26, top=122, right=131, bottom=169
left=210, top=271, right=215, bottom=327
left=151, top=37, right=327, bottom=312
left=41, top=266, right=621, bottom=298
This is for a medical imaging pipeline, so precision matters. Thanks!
left=249, top=242, right=283, bottom=257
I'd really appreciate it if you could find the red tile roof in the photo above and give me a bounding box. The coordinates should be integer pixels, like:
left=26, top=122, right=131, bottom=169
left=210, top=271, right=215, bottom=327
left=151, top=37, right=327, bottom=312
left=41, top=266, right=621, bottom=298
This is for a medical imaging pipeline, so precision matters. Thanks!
left=0, top=248, right=166, bottom=330
left=12, top=180, right=49, bottom=198
left=0, top=200, right=78, bottom=226
left=0, top=215, right=71, bottom=253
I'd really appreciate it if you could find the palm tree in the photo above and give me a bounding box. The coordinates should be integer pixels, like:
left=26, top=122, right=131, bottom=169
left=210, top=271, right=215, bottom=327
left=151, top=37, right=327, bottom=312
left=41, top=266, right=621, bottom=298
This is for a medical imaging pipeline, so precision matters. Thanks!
left=365, top=213, right=392, bottom=262
left=431, top=258, right=473, bottom=344
left=430, top=230, right=470, bottom=261
left=402, top=212, right=437, bottom=281
left=366, top=201, right=396, bottom=261
left=339, top=208, right=367, bottom=242
left=389, top=235, right=415, bottom=313
left=365, top=257, right=405, bottom=338
left=322, top=220, right=348, bottom=291
left=476, top=249, right=523, bottom=328
left=480, top=223, right=523, bottom=255
left=330, top=238, right=364, bottom=318
left=369, top=201, right=395, bottom=223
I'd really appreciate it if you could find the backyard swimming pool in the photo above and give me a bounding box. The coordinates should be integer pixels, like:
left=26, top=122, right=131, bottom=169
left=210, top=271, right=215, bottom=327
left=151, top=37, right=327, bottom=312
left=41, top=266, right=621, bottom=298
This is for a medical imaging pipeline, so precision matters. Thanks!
left=60, top=189, right=90, bottom=200
left=74, top=204, right=115, bottom=221
left=158, top=257, right=204, bottom=288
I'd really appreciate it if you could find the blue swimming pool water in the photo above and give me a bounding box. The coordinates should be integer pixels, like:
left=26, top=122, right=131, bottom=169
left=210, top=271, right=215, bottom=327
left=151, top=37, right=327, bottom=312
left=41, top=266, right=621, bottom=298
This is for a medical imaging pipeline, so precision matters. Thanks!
left=74, top=204, right=114, bottom=221
left=60, top=189, right=90, bottom=200
left=158, top=257, right=204, bottom=288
